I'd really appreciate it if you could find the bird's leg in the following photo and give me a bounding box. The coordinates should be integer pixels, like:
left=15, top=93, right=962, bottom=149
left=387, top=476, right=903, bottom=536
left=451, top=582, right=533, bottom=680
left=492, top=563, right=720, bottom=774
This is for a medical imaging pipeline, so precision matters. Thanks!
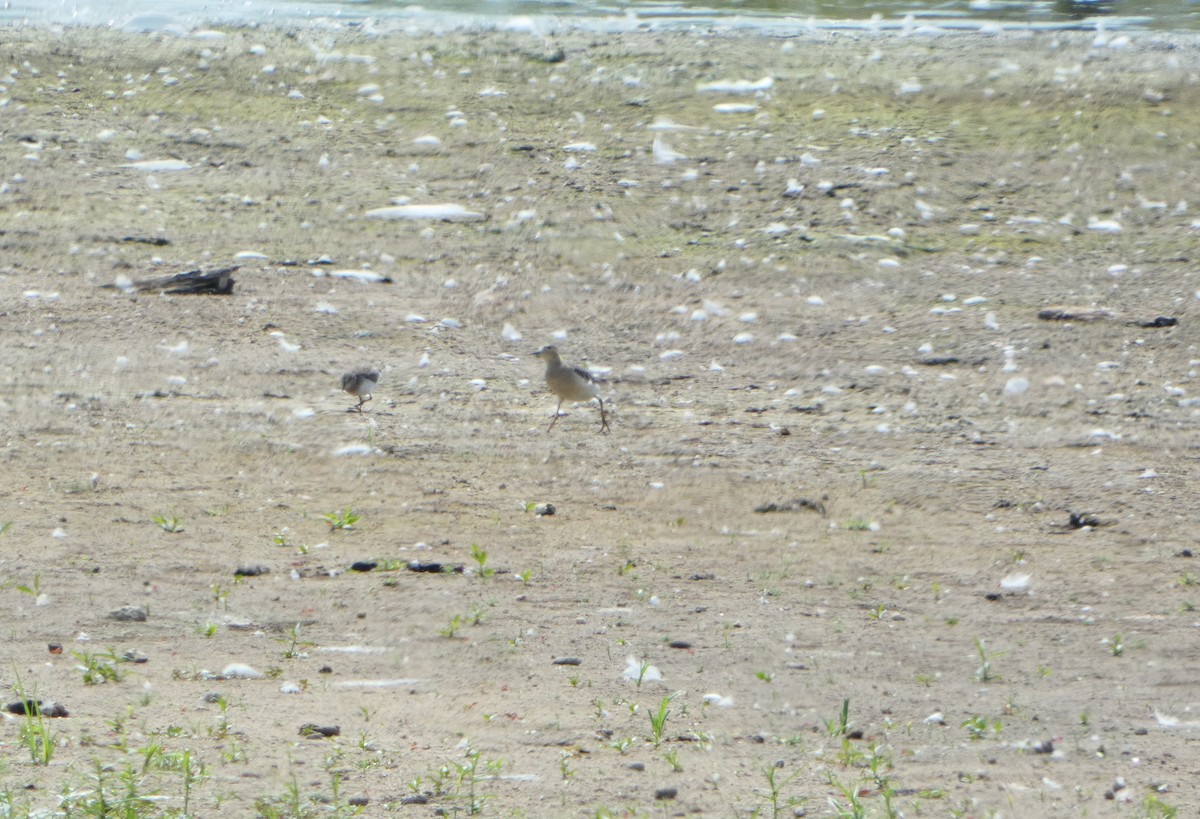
left=547, top=399, right=563, bottom=432
left=597, top=397, right=610, bottom=434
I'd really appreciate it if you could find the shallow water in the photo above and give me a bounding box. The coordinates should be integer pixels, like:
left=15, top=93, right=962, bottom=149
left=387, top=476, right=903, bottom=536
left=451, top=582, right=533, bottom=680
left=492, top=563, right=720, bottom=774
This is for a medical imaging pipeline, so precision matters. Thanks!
left=3, top=0, right=1198, bottom=32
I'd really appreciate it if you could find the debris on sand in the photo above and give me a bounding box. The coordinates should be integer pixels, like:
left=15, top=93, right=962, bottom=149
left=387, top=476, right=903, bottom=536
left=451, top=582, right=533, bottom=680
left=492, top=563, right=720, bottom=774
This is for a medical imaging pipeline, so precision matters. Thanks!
left=102, top=265, right=237, bottom=295
left=6, top=699, right=70, bottom=717
left=1037, top=306, right=1177, bottom=328
left=754, top=497, right=827, bottom=515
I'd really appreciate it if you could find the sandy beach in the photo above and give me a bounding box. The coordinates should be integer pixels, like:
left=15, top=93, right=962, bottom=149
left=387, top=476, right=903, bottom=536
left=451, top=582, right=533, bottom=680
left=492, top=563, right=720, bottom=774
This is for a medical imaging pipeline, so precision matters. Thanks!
left=1, top=22, right=1199, bottom=816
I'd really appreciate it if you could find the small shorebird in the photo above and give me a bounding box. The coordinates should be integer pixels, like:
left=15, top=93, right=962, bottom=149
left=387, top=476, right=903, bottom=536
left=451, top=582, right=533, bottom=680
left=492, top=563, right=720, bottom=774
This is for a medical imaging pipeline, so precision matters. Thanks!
left=534, top=345, right=609, bottom=433
left=341, top=370, right=380, bottom=412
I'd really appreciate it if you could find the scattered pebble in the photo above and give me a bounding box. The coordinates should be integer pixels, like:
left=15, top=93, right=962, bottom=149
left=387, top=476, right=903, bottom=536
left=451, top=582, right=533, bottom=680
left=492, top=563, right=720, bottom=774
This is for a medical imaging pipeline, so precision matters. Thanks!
left=109, top=606, right=147, bottom=622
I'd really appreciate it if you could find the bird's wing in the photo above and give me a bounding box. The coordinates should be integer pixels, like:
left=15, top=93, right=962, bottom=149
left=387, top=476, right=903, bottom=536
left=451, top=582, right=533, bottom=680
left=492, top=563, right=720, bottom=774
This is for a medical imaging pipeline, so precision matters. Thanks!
left=571, top=365, right=601, bottom=384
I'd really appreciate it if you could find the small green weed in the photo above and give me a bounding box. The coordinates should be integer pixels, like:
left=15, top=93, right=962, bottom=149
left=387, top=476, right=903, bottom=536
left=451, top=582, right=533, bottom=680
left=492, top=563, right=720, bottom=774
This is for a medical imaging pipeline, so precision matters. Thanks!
left=961, top=714, right=1003, bottom=741
left=823, top=698, right=853, bottom=737
left=17, top=701, right=55, bottom=765
left=753, top=763, right=804, bottom=818
left=648, top=692, right=682, bottom=747
left=974, top=637, right=1006, bottom=683
left=470, top=544, right=494, bottom=579
left=73, top=648, right=128, bottom=685
left=151, top=513, right=183, bottom=533
left=279, top=623, right=314, bottom=659
left=322, top=507, right=361, bottom=530
left=440, top=614, right=463, bottom=639
left=1105, top=633, right=1125, bottom=656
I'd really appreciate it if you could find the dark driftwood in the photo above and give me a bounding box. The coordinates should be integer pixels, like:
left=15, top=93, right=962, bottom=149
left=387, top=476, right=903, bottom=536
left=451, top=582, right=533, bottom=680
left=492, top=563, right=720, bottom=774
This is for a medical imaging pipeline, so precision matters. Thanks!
left=103, top=265, right=237, bottom=295
left=1037, top=305, right=1177, bottom=328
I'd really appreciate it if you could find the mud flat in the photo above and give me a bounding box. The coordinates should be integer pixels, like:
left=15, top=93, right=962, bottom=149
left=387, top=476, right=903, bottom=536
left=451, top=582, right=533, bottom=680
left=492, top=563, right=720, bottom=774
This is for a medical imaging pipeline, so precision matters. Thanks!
left=1, top=22, right=1198, bottom=817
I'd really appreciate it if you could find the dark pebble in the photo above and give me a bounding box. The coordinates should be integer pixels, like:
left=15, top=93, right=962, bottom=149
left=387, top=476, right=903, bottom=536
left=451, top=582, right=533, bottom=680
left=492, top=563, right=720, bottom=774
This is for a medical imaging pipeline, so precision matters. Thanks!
left=847, top=729, right=864, bottom=740
left=407, top=561, right=464, bottom=574
left=654, top=787, right=677, bottom=801
left=349, top=561, right=377, bottom=572
left=552, top=657, right=582, bottom=666
left=48, top=643, right=62, bottom=654
left=1178, top=549, right=1193, bottom=558
left=627, top=762, right=645, bottom=771
left=234, top=565, right=270, bottom=577
left=401, top=794, right=429, bottom=805
left=985, top=593, right=1002, bottom=601
left=668, top=640, right=692, bottom=649
left=109, top=606, right=147, bottom=622
left=534, top=503, right=555, bottom=516
left=298, top=724, right=341, bottom=738
left=754, top=498, right=827, bottom=515
left=318, top=666, right=333, bottom=674
left=688, top=573, right=715, bottom=581
left=347, top=797, right=369, bottom=807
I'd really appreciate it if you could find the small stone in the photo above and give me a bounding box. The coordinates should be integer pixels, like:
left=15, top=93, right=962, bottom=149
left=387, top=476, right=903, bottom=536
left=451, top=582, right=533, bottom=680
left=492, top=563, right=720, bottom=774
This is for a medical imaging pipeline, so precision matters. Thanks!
left=668, top=640, right=692, bottom=649
left=534, top=503, right=556, bottom=517
left=349, top=561, right=377, bottom=572
left=234, top=565, right=270, bottom=577
left=109, top=606, right=147, bottom=622
left=299, top=723, right=341, bottom=738
left=552, top=657, right=582, bottom=666
left=654, top=787, right=677, bottom=801
left=408, top=561, right=463, bottom=574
